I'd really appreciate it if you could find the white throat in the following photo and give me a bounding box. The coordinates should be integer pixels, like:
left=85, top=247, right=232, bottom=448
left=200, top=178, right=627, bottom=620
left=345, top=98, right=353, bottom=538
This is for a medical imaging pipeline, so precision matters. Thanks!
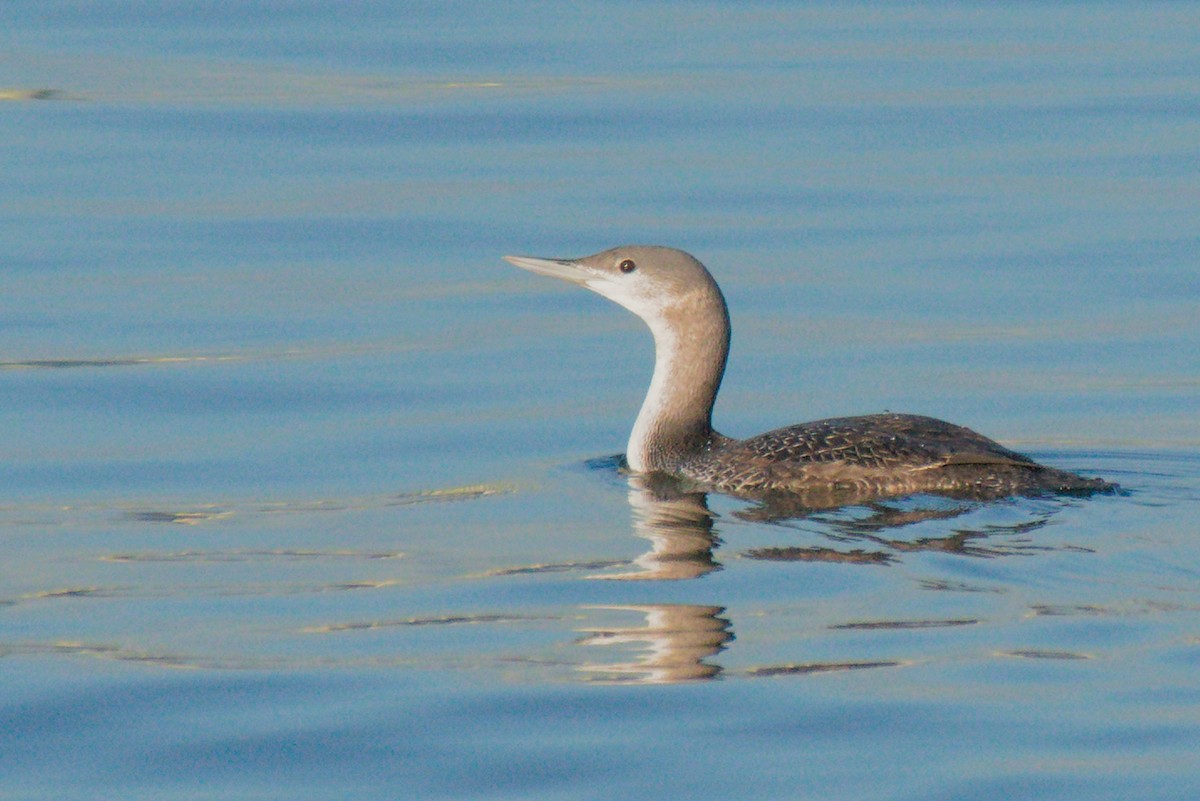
left=626, top=314, right=681, bottom=472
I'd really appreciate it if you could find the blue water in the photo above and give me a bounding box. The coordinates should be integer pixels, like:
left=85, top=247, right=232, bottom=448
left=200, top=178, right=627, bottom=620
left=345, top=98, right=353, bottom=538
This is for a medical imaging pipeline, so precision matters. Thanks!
left=3, top=3, right=1199, bottom=799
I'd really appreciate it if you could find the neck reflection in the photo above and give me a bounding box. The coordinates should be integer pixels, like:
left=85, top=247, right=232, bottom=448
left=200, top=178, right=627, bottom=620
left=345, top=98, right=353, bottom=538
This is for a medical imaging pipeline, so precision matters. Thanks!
left=593, top=472, right=720, bottom=581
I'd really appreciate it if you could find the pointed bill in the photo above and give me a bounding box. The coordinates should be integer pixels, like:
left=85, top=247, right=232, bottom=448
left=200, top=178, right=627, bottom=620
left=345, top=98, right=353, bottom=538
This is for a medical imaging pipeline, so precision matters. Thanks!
left=504, top=255, right=591, bottom=286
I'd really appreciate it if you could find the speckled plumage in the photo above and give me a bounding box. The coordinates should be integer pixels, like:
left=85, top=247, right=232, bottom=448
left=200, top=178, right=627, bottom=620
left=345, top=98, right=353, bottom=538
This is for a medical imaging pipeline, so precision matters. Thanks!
left=677, top=413, right=1110, bottom=499
left=506, top=246, right=1114, bottom=503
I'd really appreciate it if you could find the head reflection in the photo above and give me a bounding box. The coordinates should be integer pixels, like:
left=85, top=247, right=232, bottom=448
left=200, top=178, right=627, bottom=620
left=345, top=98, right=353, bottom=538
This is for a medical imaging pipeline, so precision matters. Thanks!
left=576, top=604, right=733, bottom=684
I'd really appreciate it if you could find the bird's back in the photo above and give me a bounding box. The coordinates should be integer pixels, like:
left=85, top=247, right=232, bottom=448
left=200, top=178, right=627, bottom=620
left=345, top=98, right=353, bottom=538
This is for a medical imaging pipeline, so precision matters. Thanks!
left=680, top=413, right=1113, bottom=499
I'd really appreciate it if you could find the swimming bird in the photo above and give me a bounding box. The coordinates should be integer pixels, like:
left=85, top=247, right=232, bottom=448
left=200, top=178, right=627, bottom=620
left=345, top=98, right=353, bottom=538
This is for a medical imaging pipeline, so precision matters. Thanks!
left=505, top=246, right=1113, bottom=501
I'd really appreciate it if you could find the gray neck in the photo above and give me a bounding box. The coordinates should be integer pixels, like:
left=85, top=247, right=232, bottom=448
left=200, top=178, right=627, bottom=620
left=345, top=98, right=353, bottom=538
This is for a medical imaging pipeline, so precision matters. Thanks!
left=626, top=296, right=730, bottom=472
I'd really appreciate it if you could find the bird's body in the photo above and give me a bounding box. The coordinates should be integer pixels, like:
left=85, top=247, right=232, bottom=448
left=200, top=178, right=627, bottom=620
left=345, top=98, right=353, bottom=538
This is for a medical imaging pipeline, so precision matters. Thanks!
left=505, top=246, right=1113, bottom=501
left=674, top=413, right=1107, bottom=498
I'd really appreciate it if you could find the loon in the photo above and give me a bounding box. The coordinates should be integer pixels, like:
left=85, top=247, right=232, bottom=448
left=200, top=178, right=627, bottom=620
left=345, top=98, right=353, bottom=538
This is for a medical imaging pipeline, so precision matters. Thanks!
left=505, top=246, right=1113, bottom=500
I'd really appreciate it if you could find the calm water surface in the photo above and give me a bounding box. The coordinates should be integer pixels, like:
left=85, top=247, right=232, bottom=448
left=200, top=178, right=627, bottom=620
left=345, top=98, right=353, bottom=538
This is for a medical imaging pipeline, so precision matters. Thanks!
left=3, top=3, right=1199, bottom=799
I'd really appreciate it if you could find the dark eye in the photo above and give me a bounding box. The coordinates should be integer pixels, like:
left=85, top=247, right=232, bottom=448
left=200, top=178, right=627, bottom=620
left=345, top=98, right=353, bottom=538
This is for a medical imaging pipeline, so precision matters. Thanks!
left=618, top=259, right=636, bottom=273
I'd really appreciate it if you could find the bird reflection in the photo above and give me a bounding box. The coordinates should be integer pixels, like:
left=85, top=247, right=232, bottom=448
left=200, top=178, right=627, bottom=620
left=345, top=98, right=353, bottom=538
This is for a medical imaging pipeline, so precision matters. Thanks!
left=576, top=604, right=733, bottom=683
left=564, top=464, right=1103, bottom=683
left=596, top=467, right=1079, bottom=577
